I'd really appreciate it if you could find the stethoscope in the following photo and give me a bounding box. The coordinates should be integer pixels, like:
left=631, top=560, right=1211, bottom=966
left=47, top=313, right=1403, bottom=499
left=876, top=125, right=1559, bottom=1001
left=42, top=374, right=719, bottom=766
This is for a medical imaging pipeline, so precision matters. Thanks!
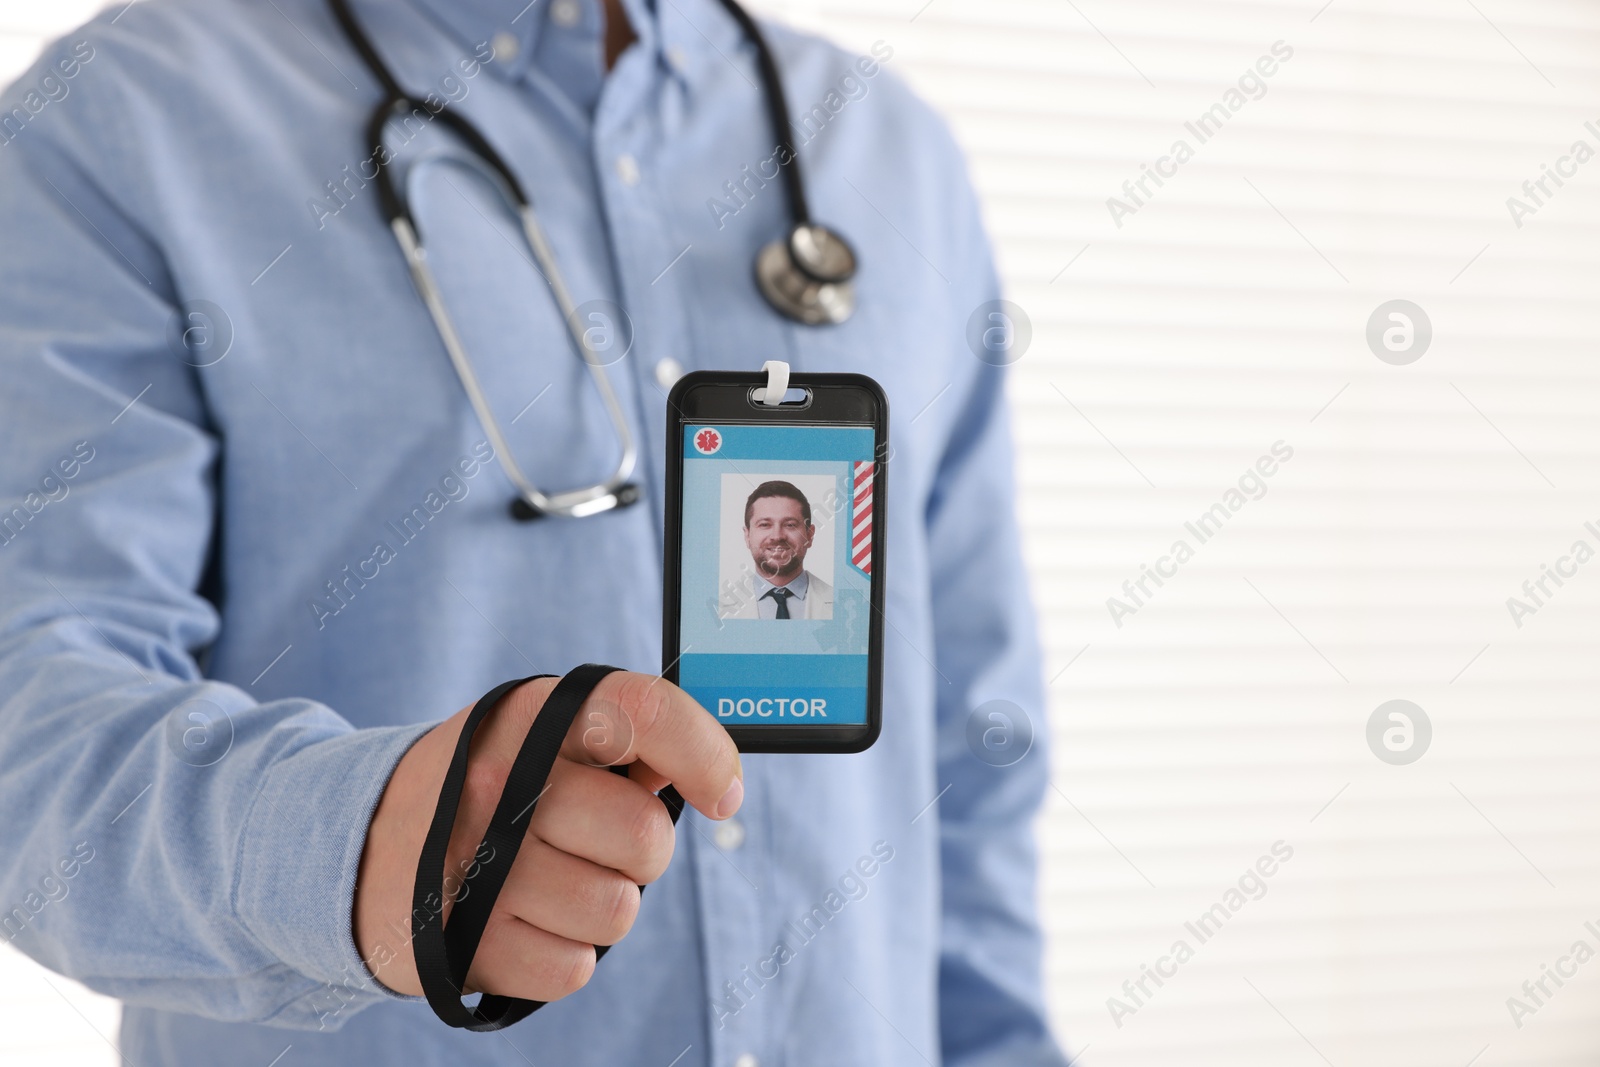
left=328, top=0, right=859, bottom=520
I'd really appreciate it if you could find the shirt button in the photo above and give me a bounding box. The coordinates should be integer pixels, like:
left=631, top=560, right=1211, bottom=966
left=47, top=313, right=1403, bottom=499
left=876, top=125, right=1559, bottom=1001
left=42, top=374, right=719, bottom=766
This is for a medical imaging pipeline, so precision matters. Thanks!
left=490, top=31, right=519, bottom=62
left=714, top=817, right=746, bottom=852
left=550, top=0, right=582, bottom=28
left=655, top=357, right=685, bottom=389
left=615, top=153, right=641, bottom=187
left=732, top=1055, right=759, bottom=1067
left=666, top=45, right=689, bottom=71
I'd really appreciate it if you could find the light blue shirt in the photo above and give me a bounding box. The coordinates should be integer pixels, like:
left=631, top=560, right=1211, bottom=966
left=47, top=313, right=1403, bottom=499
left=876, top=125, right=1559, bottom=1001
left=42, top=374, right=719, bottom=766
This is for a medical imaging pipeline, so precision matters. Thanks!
left=0, top=1, right=1065, bottom=1064
left=753, top=570, right=808, bottom=619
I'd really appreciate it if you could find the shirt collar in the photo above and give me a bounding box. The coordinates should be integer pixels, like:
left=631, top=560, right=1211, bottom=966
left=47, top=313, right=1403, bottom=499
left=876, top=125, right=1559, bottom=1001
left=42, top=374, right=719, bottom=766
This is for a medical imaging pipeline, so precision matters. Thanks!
left=753, top=569, right=810, bottom=601
left=402, top=0, right=745, bottom=90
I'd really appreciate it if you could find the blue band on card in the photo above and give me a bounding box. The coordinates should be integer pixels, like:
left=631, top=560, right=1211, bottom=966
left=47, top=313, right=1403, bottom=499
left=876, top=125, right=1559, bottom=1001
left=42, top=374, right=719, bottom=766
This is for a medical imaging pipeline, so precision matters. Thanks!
left=679, top=653, right=869, bottom=725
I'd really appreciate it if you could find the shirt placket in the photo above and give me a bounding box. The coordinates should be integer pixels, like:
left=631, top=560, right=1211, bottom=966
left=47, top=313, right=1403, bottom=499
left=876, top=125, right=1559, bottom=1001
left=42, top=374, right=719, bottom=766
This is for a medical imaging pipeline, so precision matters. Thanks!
left=590, top=36, right=774, bottom=1067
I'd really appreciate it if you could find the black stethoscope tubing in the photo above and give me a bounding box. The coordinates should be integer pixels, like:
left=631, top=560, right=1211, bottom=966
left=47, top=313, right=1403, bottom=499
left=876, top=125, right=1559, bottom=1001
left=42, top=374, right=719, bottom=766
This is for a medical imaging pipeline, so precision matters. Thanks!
left=327, top=0, right=859, bottom=521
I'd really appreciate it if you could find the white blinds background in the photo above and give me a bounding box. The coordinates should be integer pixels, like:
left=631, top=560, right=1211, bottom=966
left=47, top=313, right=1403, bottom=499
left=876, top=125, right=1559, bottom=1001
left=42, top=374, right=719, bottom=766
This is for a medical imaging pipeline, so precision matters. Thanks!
left=3, top=1, right=1600, bottom=1065
left=756, top=1, right=1600, bottom=1065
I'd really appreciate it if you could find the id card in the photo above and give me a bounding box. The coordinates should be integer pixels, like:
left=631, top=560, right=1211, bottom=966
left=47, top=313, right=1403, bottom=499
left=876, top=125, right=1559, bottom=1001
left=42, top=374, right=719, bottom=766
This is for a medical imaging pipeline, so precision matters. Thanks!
left=663, top=372, right=887, bottom=752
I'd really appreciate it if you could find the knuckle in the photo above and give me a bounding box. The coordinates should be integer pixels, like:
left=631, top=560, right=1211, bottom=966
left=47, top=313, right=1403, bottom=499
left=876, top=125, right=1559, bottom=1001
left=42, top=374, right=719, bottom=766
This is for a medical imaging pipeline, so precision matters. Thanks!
left=611, top=672, right=671, bottom=743
left=580, top=703, right=635, bottom=765
left=574, top=868, right=636, bottom=942
left=627, top=796, right=674, bottom=879
left=461, top=753, right=510, bottom=815
left=550, top=943, right=595, bottom=999
left=600, top=877, right=641, bottom=944
left=503, top=677, right=555, bottom=731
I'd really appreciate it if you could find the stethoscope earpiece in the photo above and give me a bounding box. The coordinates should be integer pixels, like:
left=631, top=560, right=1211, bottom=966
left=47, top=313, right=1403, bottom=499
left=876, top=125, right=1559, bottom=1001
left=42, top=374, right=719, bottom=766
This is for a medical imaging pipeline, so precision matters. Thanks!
left=756, top=223, right=858, bottom=326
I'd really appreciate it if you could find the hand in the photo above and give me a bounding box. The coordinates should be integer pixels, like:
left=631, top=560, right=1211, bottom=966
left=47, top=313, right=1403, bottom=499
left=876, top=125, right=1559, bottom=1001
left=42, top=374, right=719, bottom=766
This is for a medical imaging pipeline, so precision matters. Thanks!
left=354, top=671, right=743, bottom=1000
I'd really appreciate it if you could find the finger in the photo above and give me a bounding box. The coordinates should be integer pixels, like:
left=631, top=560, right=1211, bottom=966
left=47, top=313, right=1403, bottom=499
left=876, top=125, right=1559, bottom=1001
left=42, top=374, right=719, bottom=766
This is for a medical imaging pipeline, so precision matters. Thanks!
left=494, top=835, right=641, bottom=947
left=628, top=759, right=670, bottom=796
left=529, top=761, right=675, bottom=883
left=560, top=672, right=742, bottom=820
left=463, top=908, right=595, bottom=1001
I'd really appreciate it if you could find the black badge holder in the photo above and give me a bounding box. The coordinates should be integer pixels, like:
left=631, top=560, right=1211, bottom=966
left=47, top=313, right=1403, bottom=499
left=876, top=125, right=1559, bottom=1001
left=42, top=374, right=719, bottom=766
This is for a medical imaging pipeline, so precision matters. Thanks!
left=662, top=360, right=889, bottom=754
left=411, top=664, right=685, bottom=1030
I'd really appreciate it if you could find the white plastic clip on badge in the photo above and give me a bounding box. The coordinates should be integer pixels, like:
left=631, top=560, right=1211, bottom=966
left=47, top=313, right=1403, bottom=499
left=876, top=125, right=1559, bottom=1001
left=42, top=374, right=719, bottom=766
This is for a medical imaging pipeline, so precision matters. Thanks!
left=754, top=360, right=790, bottom=406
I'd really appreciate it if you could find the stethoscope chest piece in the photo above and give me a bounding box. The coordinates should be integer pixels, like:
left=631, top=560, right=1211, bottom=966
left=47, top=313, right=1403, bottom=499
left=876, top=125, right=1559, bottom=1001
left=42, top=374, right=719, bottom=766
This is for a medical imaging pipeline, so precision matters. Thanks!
left=330, top=0, right=860, bottom=517
left=756, top=223, right=857, bottom=326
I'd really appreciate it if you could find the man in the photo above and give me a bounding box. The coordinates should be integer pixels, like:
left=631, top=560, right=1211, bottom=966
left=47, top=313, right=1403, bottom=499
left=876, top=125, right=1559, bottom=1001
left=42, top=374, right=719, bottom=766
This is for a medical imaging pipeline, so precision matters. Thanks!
left=0, top=0, right=1067, bottom=1065
left=728, top=480, right=834, bottom=621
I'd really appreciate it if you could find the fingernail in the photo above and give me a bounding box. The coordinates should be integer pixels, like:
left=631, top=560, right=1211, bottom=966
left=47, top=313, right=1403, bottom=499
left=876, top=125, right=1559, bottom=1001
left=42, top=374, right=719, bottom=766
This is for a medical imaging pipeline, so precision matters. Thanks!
left=715, top=777, right=744, bottom=819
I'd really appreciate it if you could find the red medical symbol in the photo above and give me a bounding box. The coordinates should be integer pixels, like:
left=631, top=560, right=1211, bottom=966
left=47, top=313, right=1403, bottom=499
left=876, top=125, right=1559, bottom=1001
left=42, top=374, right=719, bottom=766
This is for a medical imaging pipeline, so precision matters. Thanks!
left=694, top=427, right=722, bottom=454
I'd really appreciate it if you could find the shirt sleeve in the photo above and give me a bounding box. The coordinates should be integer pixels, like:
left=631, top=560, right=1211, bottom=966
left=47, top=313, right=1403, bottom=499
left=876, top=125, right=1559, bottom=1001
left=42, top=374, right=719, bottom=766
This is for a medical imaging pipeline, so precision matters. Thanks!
left=0, top=37, right=429, bottom=1031
left=926, top=140, right=1073, bottom=1066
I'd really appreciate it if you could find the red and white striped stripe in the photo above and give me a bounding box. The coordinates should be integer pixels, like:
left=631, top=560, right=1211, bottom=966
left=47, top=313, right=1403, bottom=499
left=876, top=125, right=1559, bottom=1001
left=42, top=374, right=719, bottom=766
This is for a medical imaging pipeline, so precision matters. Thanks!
left=851, top=461, right=873, bottom=575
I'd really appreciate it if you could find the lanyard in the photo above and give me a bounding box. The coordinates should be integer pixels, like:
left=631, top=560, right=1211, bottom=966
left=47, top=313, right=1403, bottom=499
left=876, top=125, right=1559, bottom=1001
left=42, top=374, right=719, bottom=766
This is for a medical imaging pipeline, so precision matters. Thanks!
left=411, top=664, right=685, bottom=1030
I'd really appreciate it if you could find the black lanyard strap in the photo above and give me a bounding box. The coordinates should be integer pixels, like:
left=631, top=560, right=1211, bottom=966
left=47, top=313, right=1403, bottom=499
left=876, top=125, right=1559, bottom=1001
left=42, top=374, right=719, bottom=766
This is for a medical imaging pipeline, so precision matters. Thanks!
left=410, top=664, right=685, bottom=1030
